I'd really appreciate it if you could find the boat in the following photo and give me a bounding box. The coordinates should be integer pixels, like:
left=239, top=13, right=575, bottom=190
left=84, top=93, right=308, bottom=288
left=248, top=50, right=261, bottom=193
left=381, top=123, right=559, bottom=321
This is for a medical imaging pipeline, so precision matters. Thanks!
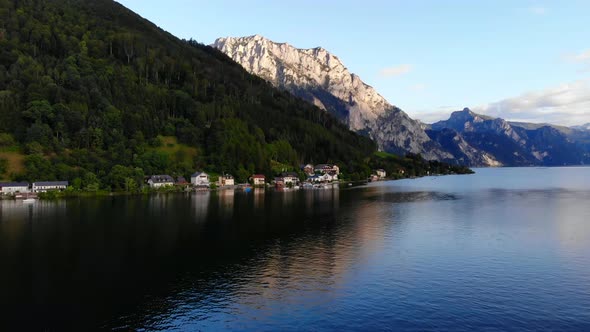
left=302, top=183, right=313, bottom=189
left=16, top=193, right=38, bottom=201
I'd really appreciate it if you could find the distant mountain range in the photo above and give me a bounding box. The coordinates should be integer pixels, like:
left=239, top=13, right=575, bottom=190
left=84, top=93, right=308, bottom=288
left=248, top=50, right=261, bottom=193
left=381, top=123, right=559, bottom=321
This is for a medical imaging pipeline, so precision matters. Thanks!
left=427, top=108, right=590, bottom=166
left=214, top=35, right=590, bottom=167
left=572, top=123, right=590, bottom=131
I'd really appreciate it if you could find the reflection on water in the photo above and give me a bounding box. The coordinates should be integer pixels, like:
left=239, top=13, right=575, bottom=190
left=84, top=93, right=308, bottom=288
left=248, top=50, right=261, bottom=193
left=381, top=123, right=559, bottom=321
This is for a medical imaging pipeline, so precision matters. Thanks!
left=192, top=191, right=210, bottom=221
left=217, top=189, right=235, bottom=220
left=253, top=188, right=265, bottom=209
left=1, top=168, right=590, bottom=331
left=0, top=199, right=67, bottom=221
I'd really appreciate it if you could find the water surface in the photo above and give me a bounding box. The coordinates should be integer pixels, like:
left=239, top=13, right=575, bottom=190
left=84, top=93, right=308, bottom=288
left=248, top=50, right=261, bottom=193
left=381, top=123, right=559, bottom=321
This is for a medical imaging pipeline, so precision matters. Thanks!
left=1, top=167, right=589, bottom=330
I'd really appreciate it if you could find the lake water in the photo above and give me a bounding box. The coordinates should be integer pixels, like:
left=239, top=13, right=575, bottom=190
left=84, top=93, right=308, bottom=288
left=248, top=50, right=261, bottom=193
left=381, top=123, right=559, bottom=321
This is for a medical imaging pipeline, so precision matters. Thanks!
left=1, top=167, right=590, bottom=331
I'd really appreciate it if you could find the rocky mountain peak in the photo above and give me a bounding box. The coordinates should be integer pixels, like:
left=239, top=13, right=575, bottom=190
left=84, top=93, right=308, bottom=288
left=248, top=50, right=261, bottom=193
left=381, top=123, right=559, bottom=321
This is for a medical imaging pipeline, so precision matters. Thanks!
left=212, top=35, right=387, bottom=129
left=450, top=107, right=477, bottom=120
left=434, top=107, right=504, bottom=132
left=213, top=35, right=452, bottom=160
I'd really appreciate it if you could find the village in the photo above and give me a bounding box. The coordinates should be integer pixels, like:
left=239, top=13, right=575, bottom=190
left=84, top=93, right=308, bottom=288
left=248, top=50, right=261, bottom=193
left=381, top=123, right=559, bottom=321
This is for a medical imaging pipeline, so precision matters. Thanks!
left=0, top=163, right=388, bottom=199
left=141, top=163, right=346, bottom=191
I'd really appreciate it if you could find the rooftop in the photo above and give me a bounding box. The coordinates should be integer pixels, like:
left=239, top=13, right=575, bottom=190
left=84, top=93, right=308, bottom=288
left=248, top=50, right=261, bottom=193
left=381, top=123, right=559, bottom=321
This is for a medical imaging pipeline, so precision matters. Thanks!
left=33, top=181, right=69, bottom=186
left=0, top=182, right=29, bottom=187
left=149, top=175, right=174, bottom=183
left=280, top=172, right=299, bottom=177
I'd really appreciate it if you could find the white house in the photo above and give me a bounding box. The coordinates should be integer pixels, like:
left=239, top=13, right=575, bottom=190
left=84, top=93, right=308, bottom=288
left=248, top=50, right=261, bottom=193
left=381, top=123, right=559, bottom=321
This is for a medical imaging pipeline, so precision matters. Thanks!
left=218, top=174, right=235, bottom=186
left=191, top=171, right=210, bottom=187
left=147, top=175, right=174, bottom=188
left=32, top=181, right=68, bottom=193
left=251, top=174, right=266, bottom=186
left=376, top=169, right=386, bottom=179
left=280, top=172, right=299, bottom=185
left=0, top=182, right=30, bottom=195
left=309, top=173, right=337, bottom=183
left=309, top=174, right=326, bottom=183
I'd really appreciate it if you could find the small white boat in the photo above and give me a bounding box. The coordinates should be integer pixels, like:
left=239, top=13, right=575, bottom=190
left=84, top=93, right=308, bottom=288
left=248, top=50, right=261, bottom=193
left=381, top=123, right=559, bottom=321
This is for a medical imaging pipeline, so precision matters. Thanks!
left=23, top=198, right=37, bottom=204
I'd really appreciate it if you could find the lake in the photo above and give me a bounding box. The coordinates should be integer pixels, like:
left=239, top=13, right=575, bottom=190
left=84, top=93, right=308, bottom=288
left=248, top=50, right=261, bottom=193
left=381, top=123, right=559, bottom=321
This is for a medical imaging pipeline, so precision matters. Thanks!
left=1, top=167, right=590, bottom=331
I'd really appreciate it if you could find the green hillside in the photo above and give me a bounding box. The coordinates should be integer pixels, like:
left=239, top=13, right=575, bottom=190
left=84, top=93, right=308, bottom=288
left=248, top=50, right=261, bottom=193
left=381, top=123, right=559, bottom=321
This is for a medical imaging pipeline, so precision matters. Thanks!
left=0, top=0, right=377, bottom=187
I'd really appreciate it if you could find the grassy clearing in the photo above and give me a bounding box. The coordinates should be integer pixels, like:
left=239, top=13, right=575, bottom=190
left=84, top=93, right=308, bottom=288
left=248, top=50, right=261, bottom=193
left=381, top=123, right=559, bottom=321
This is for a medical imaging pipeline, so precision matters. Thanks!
left=374, top=151, right=401, bottom=160
left=0, top=150, right=25, bottom=180
left=153, top=136, right=198, bottom=161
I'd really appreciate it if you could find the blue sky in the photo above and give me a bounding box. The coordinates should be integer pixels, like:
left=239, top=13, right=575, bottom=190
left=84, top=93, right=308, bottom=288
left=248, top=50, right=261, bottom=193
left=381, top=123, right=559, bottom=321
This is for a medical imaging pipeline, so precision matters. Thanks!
left=118, top=0, right=590, bottom=126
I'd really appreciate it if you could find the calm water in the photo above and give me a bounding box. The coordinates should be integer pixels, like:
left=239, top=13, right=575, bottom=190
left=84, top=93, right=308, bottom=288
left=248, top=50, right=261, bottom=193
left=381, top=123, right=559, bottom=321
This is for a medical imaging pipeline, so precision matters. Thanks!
left=1, top=167, right=590, bottom=331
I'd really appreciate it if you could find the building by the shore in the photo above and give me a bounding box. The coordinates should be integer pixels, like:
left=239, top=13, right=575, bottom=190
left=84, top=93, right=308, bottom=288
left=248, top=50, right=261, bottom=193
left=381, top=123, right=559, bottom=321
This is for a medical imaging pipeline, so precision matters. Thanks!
left=0, top=182, right=30, bottom=195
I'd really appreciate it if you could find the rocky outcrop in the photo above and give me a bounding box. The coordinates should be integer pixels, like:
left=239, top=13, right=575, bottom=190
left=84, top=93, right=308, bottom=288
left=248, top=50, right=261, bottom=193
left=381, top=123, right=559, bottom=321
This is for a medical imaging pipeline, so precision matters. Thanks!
left=212, top=35, right=451, bottom=160
left=425, top=127, right=503, bottom=166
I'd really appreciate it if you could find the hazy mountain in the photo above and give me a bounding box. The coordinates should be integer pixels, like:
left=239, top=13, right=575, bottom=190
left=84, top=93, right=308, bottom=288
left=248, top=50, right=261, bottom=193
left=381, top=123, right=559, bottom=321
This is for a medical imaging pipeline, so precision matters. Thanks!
left=212, top=35, right=451, bottom=160
left=572, top=123, right=590, bottom=131
left=429, top=108, right=590, bottom=166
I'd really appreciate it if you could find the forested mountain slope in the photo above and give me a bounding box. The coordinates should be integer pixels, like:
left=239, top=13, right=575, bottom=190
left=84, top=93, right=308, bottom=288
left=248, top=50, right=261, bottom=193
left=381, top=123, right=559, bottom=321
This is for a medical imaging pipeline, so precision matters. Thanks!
left=0, top=0, right=378, bottom=185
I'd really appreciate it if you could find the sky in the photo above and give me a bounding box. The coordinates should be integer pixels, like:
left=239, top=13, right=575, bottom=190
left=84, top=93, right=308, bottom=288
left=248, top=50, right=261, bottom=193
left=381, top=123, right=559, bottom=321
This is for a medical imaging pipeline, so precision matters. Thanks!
left=117, top=0, right=590, bottom=126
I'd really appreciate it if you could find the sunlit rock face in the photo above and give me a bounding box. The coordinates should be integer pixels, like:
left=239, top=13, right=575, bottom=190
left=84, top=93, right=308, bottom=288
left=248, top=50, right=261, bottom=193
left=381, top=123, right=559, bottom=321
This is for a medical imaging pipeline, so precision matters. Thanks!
left=213, top=35, right=452, bottom=160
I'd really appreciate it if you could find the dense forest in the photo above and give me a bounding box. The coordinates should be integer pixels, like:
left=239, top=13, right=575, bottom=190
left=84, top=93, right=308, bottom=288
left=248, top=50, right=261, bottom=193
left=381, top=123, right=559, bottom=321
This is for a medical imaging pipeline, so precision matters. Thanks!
left=0, top=0, right=470, bottom=191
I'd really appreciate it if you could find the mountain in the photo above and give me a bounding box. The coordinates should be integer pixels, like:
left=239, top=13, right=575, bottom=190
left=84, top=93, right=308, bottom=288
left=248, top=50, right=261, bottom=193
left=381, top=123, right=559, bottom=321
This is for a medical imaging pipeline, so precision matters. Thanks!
left=0, top=0, right=379, bottom=184
left=425, top=128, right=503, bottom=166
left=212, top=35, right=451, bottom=160
left=428, top=108, right=590, bottom=166
left=0, top=0, right=473, bottom=186
left=572, top=123, right=590, bottom=131
left=211, top=36, right=590, bottom=167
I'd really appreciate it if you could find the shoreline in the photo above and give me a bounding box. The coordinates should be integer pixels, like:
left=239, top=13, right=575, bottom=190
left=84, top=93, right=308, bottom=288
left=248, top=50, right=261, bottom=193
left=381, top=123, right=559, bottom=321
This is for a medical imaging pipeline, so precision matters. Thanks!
left=1, top=172, right=475, bottom=201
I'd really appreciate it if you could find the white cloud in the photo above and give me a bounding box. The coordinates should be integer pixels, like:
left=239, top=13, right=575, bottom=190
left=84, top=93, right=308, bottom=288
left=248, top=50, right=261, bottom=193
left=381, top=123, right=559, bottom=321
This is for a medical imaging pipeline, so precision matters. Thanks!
left=379, top=64, right=413, bottom=78
left=473, top=80, right=590, bottom=126
left=566, top=49, right=590, bottom=63
left=408, top=83, right=426, bottom=92
left=409, top=80, right=590, bottom=126
left=529, top=6, right=547, bottom=15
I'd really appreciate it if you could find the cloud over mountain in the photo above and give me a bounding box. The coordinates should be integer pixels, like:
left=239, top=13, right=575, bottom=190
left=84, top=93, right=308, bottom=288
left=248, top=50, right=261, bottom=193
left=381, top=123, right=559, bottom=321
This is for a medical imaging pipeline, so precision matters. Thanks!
left=473, top=80, right=590, bottom=126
